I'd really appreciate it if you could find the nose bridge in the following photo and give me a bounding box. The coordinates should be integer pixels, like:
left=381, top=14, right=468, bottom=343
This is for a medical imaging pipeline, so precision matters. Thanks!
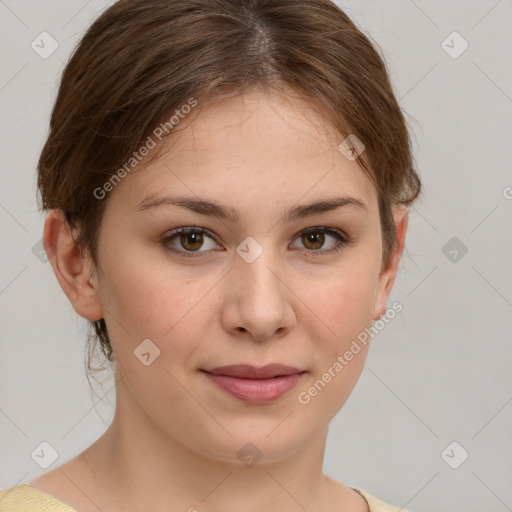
left=225, top=238, right=294, bottom=339
left=238, top=250, right=280, bottom=300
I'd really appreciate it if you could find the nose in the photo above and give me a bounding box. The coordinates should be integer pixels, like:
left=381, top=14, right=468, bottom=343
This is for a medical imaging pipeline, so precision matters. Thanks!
left=221, top=250, right=296, bottom=341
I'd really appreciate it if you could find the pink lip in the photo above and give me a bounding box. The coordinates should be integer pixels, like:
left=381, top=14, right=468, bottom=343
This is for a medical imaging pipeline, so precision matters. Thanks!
left=202, top=364, right=306, bottom=404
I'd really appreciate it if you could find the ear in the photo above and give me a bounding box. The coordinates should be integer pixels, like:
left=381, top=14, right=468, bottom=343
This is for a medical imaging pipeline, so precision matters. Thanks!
left=372, top=204, right=409, bottom=321
left=43, top=209, right=104, bottom=321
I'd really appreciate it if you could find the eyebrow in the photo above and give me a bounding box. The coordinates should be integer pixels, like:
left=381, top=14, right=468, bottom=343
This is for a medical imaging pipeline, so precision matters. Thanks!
left=134, top=194, right=367, bottom=223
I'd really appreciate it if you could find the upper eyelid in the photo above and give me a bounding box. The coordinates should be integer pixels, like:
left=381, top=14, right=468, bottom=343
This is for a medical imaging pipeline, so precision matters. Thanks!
left=166, top=226, right=221, bottom=243
left=162, top=227, right=222, bottom=252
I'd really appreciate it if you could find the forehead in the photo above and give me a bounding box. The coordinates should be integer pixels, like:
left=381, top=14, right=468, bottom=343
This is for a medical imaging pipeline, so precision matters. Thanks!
left=109, top=89, right=378, bottom=217
left=163, top=90, right=348, bottom=160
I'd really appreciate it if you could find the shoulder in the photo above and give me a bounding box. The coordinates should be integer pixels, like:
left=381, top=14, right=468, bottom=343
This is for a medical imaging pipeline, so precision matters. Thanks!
left=0, top=484, right=77, bottom=512
left=353, top=488, right=410, bottom=512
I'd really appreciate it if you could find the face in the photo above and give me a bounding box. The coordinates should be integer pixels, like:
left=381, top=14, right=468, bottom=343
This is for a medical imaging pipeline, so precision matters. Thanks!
left=49, top=89, right=407, bottom=465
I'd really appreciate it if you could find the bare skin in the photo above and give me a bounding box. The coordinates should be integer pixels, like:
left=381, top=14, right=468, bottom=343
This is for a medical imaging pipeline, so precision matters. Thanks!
left=30, top=88, right=408, bottom=512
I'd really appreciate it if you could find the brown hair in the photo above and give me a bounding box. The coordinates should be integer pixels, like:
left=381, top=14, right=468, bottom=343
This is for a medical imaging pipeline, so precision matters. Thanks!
left=36, top=0, right=421, bottom=374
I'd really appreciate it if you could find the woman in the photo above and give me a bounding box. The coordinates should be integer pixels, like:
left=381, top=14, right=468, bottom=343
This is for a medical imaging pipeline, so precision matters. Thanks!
left=0, top=0, right=421, bottom=510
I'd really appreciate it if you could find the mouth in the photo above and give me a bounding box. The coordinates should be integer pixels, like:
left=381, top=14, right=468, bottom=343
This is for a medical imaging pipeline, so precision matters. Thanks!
left=201, top=364, right=306, bottom=404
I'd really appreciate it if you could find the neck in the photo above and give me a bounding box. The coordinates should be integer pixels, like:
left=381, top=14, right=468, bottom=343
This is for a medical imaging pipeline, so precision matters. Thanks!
left=77, top=374, right=366, bottom=512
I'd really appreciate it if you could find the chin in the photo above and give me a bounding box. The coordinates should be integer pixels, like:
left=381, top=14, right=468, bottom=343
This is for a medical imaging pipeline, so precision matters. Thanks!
left=183, top=419, right=315, bottom=467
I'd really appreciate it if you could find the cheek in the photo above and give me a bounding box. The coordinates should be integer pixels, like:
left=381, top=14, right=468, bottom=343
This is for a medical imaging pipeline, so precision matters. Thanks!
left=97, top=243, right=218, bottom=367
left=294, top=258, right=379, bottom=406
left=305, top=261, right=379, bottom=345
left=293, top=271, right=376, bottom=422
left=99, top=238, right=209, bottom=328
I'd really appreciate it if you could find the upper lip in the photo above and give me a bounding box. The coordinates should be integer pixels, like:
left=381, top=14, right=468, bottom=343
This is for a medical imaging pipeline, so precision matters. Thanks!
left=203, top=364, right=303, bottom=379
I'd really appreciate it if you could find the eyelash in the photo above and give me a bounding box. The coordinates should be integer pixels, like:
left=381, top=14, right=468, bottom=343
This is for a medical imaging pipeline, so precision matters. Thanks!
left=160, top=226, right=354, bottom=259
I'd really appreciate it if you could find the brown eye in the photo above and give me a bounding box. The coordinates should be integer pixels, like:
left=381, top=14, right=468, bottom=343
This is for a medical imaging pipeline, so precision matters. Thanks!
left=301, top=230, right=325, bottom=250
left=290, top=227, right=352, bottom=256
left=179, top=230, right=204, bottom=251
left=162, top=227, right=220, bottom=257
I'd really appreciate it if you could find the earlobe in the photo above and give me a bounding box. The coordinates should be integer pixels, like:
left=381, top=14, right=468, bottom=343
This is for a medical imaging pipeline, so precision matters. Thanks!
left=372, top=205, right=409, bottom=322
left=373, top=302, right=387, bottom=321
left=43, top=209, right=104, bottom=322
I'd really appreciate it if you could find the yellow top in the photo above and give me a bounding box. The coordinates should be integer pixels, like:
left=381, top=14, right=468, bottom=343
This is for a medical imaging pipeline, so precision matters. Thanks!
left=0, top=483, right=408, bottom=511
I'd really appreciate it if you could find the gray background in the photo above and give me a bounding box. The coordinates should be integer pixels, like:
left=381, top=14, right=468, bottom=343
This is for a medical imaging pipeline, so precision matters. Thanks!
left=1, top=1, right=511, bottom=511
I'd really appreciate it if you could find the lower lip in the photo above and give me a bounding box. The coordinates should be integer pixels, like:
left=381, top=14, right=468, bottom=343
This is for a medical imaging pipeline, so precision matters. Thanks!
left=203, top=371, right=305, bottom=404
